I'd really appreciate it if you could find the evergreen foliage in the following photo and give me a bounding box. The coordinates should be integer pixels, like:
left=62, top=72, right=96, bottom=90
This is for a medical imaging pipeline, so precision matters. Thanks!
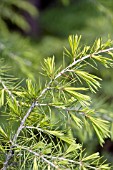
left=0, top=32, right=40, bottom=80
left=0, top=35, right=113, bottom=169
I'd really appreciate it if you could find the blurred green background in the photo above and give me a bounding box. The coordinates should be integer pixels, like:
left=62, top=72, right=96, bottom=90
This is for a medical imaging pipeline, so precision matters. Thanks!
left=0, top=0, right=113, bottom=165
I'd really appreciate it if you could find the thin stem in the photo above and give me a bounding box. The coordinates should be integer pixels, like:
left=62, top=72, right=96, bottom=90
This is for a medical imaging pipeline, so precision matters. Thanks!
left=35, top=102, right=80, bottom=111
left=37, top=81, right=52, bottom=100
left=2, top=101, right=37, bottom=170
left=15, top=144, right=100, bottom=170
left=23, top=126, right=44, bottom=132
left=14, top=144, right=60, bottom=170
left=0, top=80, right=15, bottom=101
left=55, top=47, right=113, bottom=79
left=44, top=155, right=102, bottom=170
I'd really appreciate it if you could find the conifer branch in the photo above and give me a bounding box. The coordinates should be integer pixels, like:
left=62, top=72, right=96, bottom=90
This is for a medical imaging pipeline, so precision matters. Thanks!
left=14, top=144, right=108, bottom=170
left=2, top=101, right=37, bottom=170
left=44, top=155, right=105, bottom=170
left=35, top=102, right=80, bottom=111
left=14, top=144, right=60, bottom=170
left=37, top=81, right=52, bottom=100
left=23, top=126, right=44, bottom=132
left=0, top=80, right=15, bottom=101
left=55, top=47, right=113, bottom=79
left=2, top=46, right=113, bottom=170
